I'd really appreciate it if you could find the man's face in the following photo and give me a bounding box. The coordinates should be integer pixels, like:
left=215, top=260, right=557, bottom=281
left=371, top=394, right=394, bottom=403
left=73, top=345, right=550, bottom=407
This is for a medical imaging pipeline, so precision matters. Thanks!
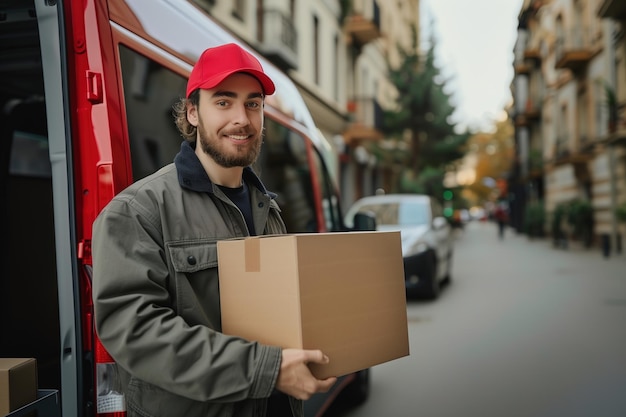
left=189, top=73, right=265, bottom=168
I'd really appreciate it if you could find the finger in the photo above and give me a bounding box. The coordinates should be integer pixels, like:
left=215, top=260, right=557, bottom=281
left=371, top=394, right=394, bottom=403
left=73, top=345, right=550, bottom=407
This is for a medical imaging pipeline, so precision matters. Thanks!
left=304, top=350, right=329, bottom=364
left=317, top=377, right=338, bottom=392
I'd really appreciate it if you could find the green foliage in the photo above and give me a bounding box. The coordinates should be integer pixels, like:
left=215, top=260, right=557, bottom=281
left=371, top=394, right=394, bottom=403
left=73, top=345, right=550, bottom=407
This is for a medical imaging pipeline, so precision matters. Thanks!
left=339, top=0, right=351, bottom=22
left=551, top=203, right=567, bottom=241
left=565, top=199, right=593, bottom=247
left=399, top=166, right=444, bottom=196
left=524, top=200, right=545, bottom=237
left=597, top=78, right=618, bottom=124
left=382, top=28, right=467, bottom=176
left=565, top=199, right=592, bottom=228
left=528, top=149, right=543, bottom=172
left=615, top=202, right=626, bottom=223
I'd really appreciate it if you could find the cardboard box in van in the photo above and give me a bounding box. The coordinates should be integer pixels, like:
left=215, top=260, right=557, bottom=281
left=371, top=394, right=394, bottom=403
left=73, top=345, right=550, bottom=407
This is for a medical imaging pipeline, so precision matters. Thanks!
left=0, top=358, right=38, bottom=415
left=217, top=231, right=409, bottom=379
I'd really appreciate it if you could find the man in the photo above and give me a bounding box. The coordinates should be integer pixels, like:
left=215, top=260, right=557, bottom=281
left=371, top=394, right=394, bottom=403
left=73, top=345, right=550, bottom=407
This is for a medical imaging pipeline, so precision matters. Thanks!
left=494, top=202, right=508, bottom=240
left=92, top=43, right=336, bottom=417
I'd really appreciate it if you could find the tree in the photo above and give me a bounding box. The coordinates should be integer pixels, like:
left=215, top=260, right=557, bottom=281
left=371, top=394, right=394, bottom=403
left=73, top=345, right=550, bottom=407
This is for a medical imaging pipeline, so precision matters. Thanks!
left=381, top=26, right=468, bottom=195
left=464, top=119, right=515, bottom=204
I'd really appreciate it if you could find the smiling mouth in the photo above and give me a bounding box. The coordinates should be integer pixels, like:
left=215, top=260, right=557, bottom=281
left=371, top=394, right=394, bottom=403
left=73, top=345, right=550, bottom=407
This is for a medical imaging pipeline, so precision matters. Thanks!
left=226, top=134, right=251, bottom=141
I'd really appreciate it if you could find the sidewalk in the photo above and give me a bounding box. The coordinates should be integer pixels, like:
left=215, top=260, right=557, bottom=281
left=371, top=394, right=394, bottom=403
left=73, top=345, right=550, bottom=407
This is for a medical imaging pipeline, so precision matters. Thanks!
left=454, top=220, right=626, bottom=277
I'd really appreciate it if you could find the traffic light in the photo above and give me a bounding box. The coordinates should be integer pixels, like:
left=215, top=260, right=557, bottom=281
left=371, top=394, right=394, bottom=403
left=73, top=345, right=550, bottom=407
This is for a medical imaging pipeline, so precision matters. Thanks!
left=443, top=189, right=453, bottom=201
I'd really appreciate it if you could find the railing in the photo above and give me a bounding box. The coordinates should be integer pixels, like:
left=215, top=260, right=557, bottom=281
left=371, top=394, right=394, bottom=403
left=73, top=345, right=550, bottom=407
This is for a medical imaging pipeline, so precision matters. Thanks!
left=261, top=9, right=297, bottom=55
left=554, top=27, right=593, bottom=64
left=555, top=135, right=570, bottom=159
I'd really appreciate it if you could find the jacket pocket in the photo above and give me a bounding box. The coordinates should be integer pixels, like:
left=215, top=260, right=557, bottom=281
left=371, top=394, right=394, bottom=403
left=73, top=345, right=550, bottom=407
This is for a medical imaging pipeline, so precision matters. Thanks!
left=168, top=240, right=219, bottom=273
left=126, top=377, right=234, bottom=417
left=167, top=240, right=221, bottom=327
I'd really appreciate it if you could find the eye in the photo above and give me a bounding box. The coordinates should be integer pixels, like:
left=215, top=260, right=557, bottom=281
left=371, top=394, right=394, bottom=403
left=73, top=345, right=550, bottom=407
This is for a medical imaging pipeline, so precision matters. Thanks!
left=216, top=100, right=228, bottom=107
left=246, top=101, right=262, bottom=109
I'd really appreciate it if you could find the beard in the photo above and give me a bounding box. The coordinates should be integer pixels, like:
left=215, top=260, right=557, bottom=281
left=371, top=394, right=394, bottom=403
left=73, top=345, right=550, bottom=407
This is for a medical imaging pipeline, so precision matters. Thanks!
left=197, top=120, right=263, bottom=168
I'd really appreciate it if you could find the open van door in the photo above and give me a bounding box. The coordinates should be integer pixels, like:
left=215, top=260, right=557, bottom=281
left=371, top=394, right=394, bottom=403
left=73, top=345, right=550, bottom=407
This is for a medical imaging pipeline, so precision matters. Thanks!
left=1, top=1, right=88, bottom=416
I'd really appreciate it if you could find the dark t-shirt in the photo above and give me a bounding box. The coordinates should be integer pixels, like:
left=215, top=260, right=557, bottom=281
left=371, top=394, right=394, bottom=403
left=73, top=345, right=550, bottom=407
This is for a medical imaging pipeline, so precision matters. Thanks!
left=218, top=182, right=256, bottom=236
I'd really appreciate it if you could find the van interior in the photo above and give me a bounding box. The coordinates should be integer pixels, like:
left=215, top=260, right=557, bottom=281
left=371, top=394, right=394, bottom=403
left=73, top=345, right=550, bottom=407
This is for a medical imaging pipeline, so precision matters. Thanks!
left=0, top=0, right=61, bottom=390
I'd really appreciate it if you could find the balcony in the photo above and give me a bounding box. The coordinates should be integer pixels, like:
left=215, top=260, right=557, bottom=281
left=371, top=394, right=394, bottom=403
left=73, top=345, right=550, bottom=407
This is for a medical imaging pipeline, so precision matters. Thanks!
left=525, top=98, right=541, bottom=121
left=553, top=135, right=570, bottom=163
left=258, top=9, right=298, bottom=71
left=553, top=135, right=593, bottom=166
left=555, top=28, right=595, bottom=72
left=514, top=113, right=528, bottom=127
left=344, top=1, right=381, bottom=47
left=514, top=61, right=531, bottom=75
left=598, top=0, right=626, bottom=19
left=606, top=114, right=626, bottom=146
left=524, top=47, right=542, bottom=63
left=343, top=97, right=384, bottom=145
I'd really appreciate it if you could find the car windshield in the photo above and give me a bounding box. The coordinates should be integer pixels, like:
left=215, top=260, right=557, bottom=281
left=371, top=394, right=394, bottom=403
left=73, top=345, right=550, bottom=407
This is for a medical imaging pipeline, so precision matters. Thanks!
left=357, top=201, right=430, bottom=226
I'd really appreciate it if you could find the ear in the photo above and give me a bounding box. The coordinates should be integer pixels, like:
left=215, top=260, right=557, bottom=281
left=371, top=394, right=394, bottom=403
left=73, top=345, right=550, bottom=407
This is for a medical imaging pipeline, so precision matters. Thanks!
left=186, top=101, right=198, bottom=127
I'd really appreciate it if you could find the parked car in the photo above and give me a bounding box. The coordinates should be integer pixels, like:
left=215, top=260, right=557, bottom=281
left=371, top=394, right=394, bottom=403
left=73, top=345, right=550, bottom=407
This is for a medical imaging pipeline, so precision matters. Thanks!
left=344, top=194, right=454, bottom=299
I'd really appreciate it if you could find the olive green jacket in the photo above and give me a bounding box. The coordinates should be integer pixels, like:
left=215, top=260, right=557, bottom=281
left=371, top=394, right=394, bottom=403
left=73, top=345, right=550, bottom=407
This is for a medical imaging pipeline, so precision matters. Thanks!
left=92, top=142, right=301, bottom=417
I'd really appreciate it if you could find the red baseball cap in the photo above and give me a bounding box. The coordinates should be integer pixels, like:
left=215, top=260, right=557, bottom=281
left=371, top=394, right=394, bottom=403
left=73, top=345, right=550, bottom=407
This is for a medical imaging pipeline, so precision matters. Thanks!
left=186, top=43, right=276, bottom=98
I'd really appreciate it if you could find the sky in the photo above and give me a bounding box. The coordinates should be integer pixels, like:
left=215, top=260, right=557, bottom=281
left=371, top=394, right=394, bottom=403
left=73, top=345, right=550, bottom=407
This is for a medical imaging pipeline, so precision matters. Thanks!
left=420, top=0, right=525, bottom=133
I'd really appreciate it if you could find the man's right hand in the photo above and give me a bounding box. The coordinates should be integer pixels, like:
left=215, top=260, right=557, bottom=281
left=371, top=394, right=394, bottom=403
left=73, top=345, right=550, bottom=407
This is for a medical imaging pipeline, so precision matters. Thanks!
left=275, top=349, right=337, bottom=400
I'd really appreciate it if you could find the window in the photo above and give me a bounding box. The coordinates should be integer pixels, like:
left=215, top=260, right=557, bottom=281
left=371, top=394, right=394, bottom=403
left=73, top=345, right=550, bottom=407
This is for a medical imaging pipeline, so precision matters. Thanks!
left=334, top=33, right=340, bottom=102
left=255, top=119, right=317, bottom=232
left=313, top=15, right=320, bottom=85
left=311, top=146, right=343, bottom=231
left=232, top=0, right=246, bottom=21
left=118, top=45, right=187, bottom=181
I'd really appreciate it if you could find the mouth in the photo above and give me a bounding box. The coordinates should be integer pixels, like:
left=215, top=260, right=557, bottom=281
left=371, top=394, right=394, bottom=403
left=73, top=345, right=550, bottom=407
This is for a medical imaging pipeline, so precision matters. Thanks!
left=225, top=133, right=252, bottom=141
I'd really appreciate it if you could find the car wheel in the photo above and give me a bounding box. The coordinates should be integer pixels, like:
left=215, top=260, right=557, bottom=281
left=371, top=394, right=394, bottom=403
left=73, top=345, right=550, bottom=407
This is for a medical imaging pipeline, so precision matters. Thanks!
left=444, top=250, right=453, bottom=285
left=423, top=256, right=440, bottom=300
left=342, top=369, right=370, bottom=406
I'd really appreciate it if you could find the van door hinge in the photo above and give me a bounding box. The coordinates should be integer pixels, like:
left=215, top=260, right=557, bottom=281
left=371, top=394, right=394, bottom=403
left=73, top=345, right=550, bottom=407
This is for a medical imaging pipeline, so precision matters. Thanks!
left=86, top=71, right=103, bottom=103
left=78, top=239, right=92, bottom=263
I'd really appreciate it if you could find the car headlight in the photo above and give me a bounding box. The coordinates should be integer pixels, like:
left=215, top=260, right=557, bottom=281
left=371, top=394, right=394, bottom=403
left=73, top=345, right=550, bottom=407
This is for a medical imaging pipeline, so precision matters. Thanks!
left=412, top=242, right=429, bottom=254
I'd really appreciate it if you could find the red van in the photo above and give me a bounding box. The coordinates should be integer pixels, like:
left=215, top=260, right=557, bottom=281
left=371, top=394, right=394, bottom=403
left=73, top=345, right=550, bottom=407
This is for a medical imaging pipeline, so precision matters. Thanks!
left=0, top=0, right=371, bottom=416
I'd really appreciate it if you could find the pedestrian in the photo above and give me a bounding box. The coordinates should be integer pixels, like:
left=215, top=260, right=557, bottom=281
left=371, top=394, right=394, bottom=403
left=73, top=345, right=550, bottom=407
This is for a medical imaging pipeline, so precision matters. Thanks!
left=91, top=43, right=336, bottom=417
left=494, top=202, right=508, bottom=240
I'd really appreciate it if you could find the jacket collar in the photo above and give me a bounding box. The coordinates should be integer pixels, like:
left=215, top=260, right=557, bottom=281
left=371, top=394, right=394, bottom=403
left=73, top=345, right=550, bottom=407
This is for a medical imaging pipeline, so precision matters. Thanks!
left=174, top=141, right=274, bottom=198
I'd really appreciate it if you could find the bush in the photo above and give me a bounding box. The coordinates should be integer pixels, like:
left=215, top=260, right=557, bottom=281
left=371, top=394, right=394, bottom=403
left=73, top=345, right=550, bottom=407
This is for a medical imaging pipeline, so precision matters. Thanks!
left=616, top=202, right=626, bottom=223
left=551, top=203, right=568, bottom=247
left=565, top=199, right=593, bottom=247
left=524, top=200, right=545, bottom=237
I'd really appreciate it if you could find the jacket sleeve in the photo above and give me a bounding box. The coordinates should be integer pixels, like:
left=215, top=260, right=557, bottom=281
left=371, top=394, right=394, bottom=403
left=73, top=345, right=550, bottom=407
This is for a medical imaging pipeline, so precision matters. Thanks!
left=91, top=194, right=282, bottom=403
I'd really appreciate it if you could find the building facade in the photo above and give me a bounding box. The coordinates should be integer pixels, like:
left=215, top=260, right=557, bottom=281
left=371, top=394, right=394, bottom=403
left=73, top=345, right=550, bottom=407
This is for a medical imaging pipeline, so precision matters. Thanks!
left=191, top=0, right=420, bottom=210
left=512, top=0, right=626, bottom=252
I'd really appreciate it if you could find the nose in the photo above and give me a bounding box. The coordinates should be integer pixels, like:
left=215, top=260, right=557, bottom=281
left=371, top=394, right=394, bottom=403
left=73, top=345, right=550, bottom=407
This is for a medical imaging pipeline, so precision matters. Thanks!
left=231, top=103, right=250, bottom=126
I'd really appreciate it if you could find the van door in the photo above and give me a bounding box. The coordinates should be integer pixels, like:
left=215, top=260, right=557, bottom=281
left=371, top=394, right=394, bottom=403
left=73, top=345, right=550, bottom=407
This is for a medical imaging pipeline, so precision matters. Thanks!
left=1, top=1, right=87, bottom=416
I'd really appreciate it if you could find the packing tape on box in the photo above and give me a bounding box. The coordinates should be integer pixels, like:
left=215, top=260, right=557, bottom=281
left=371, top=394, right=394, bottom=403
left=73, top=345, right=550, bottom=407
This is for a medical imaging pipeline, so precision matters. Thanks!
left=244, top=237, right=261, bottom=272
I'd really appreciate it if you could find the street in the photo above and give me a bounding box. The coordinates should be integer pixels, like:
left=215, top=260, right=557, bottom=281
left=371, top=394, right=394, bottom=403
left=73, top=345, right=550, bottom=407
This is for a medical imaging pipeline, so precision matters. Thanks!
left=325, top=220, right=626, bottom=417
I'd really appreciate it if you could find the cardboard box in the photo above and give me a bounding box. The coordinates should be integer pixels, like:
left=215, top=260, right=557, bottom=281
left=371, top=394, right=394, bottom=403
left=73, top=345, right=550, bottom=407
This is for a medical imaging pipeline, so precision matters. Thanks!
left=0, top=358, right=38, bottom=415
left=218, top=231, right=409, bottom=379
